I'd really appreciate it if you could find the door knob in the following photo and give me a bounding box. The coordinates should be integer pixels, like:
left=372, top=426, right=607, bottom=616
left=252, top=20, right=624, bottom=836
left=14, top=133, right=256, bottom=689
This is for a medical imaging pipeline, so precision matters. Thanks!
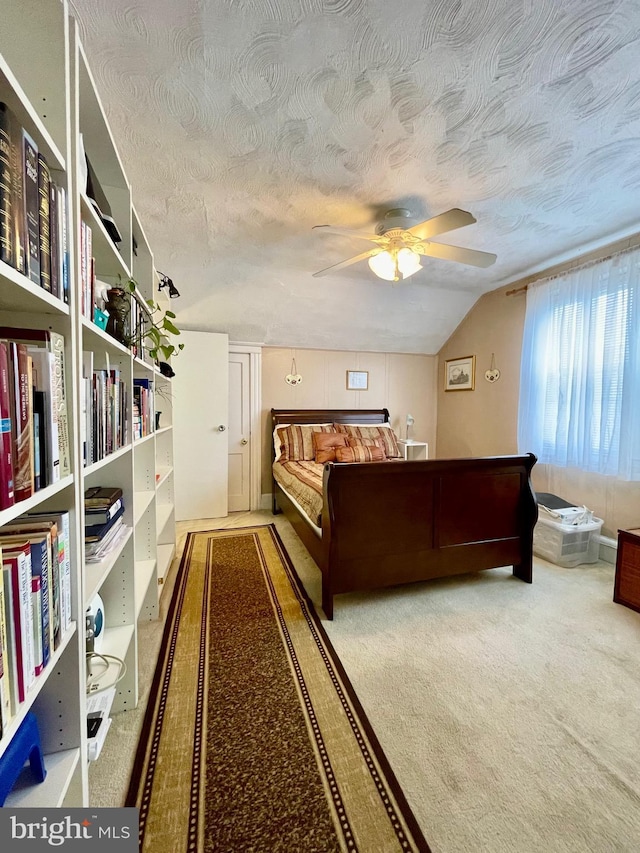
left=241, top=438, right=248, bottom=445
left=217, top=424, right=226, bottom=431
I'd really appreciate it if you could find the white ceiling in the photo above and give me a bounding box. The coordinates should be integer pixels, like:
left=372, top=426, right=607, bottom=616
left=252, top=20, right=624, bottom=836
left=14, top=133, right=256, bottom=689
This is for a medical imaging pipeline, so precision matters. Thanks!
left=69, top=0, right=640, bottom=354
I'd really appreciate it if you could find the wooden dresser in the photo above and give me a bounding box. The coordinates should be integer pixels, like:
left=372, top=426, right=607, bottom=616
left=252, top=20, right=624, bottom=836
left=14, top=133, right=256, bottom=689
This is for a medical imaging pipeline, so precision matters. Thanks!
left=614, top=528, right=640, bottom=613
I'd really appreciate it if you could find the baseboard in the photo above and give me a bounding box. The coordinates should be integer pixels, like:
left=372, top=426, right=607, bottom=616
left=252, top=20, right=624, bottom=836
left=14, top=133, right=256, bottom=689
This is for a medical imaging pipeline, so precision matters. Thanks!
left=599, top=535, right=617, bottom=564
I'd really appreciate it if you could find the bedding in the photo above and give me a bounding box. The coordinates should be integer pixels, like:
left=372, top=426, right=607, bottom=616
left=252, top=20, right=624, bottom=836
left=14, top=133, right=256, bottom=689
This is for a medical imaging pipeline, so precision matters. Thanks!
left=273, top=423, right=334, bottom=462
left=272, top=460, right=324, bottom=527
left=313, top=432, right=348, bottom=463
left=335, top=445, right=385, bottom=463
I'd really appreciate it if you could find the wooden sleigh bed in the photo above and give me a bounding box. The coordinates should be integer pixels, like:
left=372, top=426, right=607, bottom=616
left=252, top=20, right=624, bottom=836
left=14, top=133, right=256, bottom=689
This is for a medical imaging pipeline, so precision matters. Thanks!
left=271, top=408, right=538, bottom=619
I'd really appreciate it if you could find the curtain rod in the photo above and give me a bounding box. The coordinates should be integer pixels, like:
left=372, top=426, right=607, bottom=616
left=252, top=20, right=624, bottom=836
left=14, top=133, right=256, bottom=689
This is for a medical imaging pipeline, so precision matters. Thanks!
left=505, top=236, right=640, bottom=296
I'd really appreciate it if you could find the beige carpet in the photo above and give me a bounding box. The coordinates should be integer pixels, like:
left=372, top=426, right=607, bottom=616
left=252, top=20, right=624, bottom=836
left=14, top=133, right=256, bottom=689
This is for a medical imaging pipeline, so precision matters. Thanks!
left=92, top=511, right=640, bottom=853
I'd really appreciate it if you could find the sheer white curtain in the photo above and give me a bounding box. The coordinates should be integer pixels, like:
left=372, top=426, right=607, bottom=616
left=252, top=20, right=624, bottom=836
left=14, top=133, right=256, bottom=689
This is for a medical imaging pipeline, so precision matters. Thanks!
left=518, top=247, right=640, bottom=480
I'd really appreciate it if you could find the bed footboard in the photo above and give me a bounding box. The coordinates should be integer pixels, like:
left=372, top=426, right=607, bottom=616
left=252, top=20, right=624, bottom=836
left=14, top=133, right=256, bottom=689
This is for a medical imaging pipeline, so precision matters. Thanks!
left=321, top=454, right=537, bottom=619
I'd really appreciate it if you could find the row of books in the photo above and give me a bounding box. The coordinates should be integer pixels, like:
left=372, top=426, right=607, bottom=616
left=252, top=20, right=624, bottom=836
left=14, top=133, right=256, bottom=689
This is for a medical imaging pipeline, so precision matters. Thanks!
left=81, top=353, right=129, bottom=467
left=79, top=219, right=96, bottom=321
left=84, top=487, right=127, bottom=563
left=0, top=509, right=72, bottom=738
left=0, top=328, right=71, bottom=509
left=0, top=102, right=69, bottom=301
left=133, top=378, right=154, bottom=440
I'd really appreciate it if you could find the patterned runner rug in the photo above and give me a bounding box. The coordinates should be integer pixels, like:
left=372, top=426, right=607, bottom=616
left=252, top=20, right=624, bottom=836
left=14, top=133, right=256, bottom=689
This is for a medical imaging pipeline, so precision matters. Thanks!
left=126, top=524, right=430, bottom=852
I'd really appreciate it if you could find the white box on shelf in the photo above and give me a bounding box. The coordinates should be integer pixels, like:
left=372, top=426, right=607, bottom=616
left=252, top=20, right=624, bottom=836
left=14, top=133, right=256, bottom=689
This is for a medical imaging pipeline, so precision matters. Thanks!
left=533, top=515, right=603, bottom=567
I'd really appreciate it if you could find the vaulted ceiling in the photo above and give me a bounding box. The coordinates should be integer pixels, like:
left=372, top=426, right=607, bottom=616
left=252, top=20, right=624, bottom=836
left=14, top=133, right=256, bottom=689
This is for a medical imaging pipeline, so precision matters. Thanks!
left=69, top=0, right=640, bottom=353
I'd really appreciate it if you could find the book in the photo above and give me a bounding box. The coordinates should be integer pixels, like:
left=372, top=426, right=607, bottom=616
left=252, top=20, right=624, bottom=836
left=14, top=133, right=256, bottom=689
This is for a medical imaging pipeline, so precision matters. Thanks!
left=85, top=496, right=123, bottom=526
left=0, top=552, right=13, bottom=730
left=2, top=519, right=60, bottom=652
left=8, top=106, right=25, bottom=275
left=32, top=403, right=41, bottom=491
left=0, top=533, right=51, bottom=675
left=27, top=346, right=59, bottom=484
left=84, top=485, right=123, bottom=507
left=0, top=328, right=70, bottom=478
left=2, top=541, right=35, bottom=703
left=22, top=128, right=40, bottom=285
left=37, top=154, right=51, bottom=292
left=0, top=341, right=15, bottom=509
left=85, top=504, right=125, bottom=543
left=49, top=180, right=59, bottom=297
left=0, top=102, right=12, bottom=266
left=23, top=510, right=70, bottom=636
left=31, top=574, right=43, bottom=675
left=7, top=341, right=33, bottom=501
left=57, top=184, right=69, bottom=303
left=1, top=564, right=19, bottom=719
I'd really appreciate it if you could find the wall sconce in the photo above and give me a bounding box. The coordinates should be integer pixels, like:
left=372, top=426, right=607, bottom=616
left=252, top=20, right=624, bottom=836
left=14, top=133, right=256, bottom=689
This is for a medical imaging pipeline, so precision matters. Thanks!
left=157, top=271, right=180, bottom=298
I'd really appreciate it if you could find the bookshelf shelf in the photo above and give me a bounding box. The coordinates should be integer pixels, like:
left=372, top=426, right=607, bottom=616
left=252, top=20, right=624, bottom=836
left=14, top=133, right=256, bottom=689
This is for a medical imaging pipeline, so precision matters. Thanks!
left=155, top=467, right=172, bottom=489
left=0, top=0, right=176, bottom=807
left=5, top=747, right=81, bottom=808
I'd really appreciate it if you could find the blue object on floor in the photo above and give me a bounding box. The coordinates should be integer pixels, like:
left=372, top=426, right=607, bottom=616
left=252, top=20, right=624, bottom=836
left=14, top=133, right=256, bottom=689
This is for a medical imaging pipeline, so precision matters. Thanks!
left=0, top=711, right=47, bottom=805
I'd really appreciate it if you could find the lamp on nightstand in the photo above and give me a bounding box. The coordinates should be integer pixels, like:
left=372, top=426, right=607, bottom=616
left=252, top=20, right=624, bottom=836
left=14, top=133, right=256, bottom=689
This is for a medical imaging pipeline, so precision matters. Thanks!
left=406, top=413, right=414, bottom=440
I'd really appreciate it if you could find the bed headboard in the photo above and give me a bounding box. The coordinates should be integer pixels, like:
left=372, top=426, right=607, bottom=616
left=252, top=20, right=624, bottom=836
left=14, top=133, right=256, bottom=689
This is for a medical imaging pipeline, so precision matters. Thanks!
left=271, top=408, right=390, bottom=429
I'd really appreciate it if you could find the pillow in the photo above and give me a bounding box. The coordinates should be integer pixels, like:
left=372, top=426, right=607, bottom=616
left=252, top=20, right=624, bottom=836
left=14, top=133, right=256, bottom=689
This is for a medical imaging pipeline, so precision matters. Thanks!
left=335, top=444, right=386, bottom=463
left=347, top=436, right=387, bottom=457
left=275, top=424, right=336, bottom=462
left=334, top=423, right=401, bottom=458
left=313, top=432, right=348, bottom=464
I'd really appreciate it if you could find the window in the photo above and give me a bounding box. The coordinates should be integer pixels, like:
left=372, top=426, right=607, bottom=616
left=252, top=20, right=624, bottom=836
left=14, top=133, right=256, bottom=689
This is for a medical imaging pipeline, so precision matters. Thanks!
left=518, top=248, right=640, bottom=480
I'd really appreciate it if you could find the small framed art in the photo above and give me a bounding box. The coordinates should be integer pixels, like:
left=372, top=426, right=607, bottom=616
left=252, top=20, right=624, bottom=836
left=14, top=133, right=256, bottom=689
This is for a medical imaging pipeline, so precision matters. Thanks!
left=444, top=355, right=475, bottom=391
left=346, top=370, right=369, bottom=390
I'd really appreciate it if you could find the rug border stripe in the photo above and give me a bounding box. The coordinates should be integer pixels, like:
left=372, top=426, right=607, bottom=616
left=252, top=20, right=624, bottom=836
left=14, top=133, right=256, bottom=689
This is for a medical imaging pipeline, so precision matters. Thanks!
left=267, top=523, right=433, bottom=853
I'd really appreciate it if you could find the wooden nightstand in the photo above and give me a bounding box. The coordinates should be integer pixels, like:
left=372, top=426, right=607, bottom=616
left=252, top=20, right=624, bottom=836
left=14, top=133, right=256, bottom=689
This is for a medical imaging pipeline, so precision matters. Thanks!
left=614, top=528, right=640, bottom=613
left=396, top=439, right=428, bottom=461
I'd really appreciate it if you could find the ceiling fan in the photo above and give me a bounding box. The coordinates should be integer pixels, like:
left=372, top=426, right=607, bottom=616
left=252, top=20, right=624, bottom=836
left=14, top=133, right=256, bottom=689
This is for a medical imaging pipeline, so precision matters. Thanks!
left=312, top=208, right=496, bottom=281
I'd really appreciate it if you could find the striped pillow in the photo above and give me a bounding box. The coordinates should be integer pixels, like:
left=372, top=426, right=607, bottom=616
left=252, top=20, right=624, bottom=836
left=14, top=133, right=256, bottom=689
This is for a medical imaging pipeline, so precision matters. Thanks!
left=276, top=424, right=336, bottom=462
left=335, top=424, right=401, bottom=458
left=347, top=437, right=387, bottom=458
left=335, top=445, right=386, bottom=463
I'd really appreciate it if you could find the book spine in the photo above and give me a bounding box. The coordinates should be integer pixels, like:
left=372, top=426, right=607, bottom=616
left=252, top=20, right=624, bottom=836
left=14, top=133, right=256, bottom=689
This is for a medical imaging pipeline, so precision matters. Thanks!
left=22, top=129, right=40, bottom=285
left=80, top=219, right=86, bottom=317
left=58, top=185, right=69, bottom=303
left=8, top=108, right=25, bottom=275
left=0, top=554, right=13, bottom=729
left=26, top=537, right=50, bottom=671
left=7, top=548, right=35, bottom=702
left=1, top=565, right=19, bottom=719
left=32, top=405, right=41, bottom=491
left=10, top=342, right=33, bottom=502
left=59, top=512, right=71, bottom=634
left=31, top=574, right=43, bottom=676
left=49, top=331, right=70, bottom=477
left=49, top=528, right=61, bottom=651
left=0, top=342, right=15, bottom=509
left=0, top=102, right=13, bottom=267
left=37, top=154, right=51, bottom=292
left=49, top=181, right=59, bottom=297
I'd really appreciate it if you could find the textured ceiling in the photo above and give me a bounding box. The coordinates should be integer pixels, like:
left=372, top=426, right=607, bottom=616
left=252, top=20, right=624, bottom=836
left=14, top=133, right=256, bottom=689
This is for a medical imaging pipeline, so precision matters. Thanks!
left=69, top=0, right=640, bottom=353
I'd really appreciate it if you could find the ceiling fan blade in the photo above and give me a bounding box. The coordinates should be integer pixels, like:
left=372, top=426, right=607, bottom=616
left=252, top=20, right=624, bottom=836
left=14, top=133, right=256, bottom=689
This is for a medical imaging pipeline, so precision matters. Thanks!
left=407, top=208, right=477, bottom=240
left=312, top=247, right=380, bottom=278
left=312, top=225, right=384, bottom=242
left=419, top=242, right=497, bottom=268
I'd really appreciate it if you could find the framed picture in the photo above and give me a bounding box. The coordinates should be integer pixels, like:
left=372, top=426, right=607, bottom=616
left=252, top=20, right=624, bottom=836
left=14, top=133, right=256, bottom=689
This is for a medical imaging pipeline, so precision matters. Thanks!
left=346, top=370, right=369, bottom=391
left=444, top=355, right=475, bottom=391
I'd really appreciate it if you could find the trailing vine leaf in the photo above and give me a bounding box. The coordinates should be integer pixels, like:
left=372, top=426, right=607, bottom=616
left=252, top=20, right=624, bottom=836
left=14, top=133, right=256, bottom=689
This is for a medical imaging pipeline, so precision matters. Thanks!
left=117, top=276, right=185, bottom=363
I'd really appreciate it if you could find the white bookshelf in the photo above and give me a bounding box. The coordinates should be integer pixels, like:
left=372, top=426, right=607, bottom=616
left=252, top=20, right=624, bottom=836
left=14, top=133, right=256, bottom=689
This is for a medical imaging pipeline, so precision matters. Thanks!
left=0, top=0, right=176, bottom=806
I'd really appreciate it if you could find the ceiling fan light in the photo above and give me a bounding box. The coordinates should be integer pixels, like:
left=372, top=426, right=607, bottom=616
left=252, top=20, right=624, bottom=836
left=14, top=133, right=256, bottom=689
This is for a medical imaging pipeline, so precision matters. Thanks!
left=397, top=247, right=422, bottom=279
left=368, top=250, right=398, bottom=281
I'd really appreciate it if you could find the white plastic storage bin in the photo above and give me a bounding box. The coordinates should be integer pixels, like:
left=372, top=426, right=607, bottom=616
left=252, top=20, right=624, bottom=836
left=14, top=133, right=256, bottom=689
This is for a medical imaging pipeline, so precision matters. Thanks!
left=533, top=515, right=603, bottom=567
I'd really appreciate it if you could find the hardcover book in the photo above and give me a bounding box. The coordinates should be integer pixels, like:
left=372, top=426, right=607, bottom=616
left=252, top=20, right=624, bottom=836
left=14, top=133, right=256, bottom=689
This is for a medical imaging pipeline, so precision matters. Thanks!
left=22, top=129, right=40, bottom=285
left=28, top=346, right=59, bottom=484
left=84, top=486, right=123, bottom=507
left=8, top=106, right=25, bottom=275
left=85, top=496, right=123, bottom=527
left=2, top=542, right=35, bottom=703
left=24, top=510, right=70, bottom=636
left=37, top=153, right=51, bottom=292
left=49, top=180, right=59, bottom=297
left=8, top=341, right=33, bottom=501
left=0, top=555, right=13, bottom=729
left=0, top=341, right=15, bottom=509
left=0, top=327, right=70, bottom=478
left=85, top=504, right=125, bottom=543
left=1, top=564, right=19, bottom=720
left=0, top=102, right=12, bottom=266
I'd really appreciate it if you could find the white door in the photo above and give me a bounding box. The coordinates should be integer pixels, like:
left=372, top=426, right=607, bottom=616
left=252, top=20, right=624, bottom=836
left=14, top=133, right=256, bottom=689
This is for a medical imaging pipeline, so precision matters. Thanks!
left=173, top=330, right=229, bottom=520
left=228, top=352, right=251, bottom=512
